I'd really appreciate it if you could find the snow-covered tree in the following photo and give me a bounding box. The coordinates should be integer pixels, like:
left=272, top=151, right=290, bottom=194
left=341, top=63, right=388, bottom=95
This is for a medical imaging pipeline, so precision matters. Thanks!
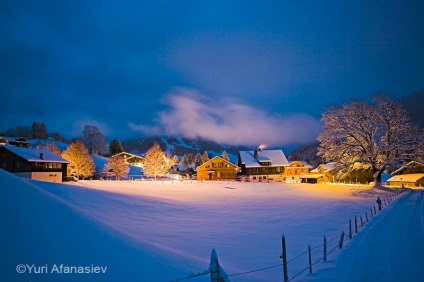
left=61, top=140, right=95, bottom=179
left=172, top=155, right=179, bottom=165
left=109, top=138, right=125, bottom=156
left=221, top=150, right=229, bottom=162
left=143, top=143, right=168, bottom=180
left=201, top=151, right=210, bottom=164
left=103, top=155, right=129, bottom=180
left=317, top=94, right=421, bottom=187
left=194, top=153, right=203, bottom=166
left=44, top=142, right=62, bottom=156
left=180, top=154, right=189, bottom=166
left=82, top=125, right=106, bottom=155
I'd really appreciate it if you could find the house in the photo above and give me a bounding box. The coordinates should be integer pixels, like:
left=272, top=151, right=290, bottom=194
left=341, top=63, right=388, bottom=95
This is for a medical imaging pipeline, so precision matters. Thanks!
left=386, top=174, right=424, bottom=188
left=197, top=156, right=238, bottom=180
left=237, top=149, right=290, bottom=182
left=300, top=162, right=336, bottom=184
left=0, top=136, right=32, bottom=147
left=0, top=145, right=68, bottom=182
left=283, top=161, right=312, bottom=183
left=391, top=161, right=424, bottom=175
left=111, top=152, right=145, bottom=167
left=386, top=161, right=424, bottom=188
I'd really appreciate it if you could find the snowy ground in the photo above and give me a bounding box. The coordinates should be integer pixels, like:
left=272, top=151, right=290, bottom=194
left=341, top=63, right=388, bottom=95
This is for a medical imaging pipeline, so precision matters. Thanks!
left=1, top=170, right=421, bottom=282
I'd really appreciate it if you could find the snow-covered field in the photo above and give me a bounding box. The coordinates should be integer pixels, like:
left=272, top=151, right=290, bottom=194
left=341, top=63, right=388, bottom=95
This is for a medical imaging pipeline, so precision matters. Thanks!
left=1, top=169, right=420, bottom=282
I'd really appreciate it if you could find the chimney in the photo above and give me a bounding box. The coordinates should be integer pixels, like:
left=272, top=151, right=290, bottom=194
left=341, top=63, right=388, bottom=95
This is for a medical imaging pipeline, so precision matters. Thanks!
left=40, top=153, right=44, bottom=160
left=254, top=149, right=258, bottom=159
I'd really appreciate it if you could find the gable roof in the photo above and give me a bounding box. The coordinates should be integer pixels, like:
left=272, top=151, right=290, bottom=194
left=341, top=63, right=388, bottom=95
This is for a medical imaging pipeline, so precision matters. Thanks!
left=1, top=145, right=68, bottom=163
left=387, top=174, right=424, bottom=183
left=198, top=156, right=237, bottom=169
left=392, top=161, right=424, bottom=175
left=311, top=162, right=336, bottom=173
left=112, top=151, right=145, bottom=160
left=238, top=149, right=289, bottom=168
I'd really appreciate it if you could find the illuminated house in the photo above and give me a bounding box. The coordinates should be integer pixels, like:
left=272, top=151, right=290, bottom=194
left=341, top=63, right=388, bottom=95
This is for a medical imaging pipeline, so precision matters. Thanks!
left=0, top=145, right=68, bottom=182
left=300, top=162, right=336, bottom=183
left=283, top=161, right=312, bottom=183
left=196, top=156, right=237, bottom=180
left=111, top=152, right=145, bottom=167
left=387, top=161, right=424, bottom=188
left=237, top=149, right=290, bottom=182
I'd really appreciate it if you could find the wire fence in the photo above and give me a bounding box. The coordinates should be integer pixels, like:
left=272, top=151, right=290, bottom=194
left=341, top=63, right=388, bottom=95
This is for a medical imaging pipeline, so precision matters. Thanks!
left=170, top=189, right=404, bottom=282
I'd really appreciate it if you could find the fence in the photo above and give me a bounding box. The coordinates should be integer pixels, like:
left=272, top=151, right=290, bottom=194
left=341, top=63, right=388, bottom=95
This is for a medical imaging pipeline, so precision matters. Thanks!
left=170, top=189, right=404, bottom=282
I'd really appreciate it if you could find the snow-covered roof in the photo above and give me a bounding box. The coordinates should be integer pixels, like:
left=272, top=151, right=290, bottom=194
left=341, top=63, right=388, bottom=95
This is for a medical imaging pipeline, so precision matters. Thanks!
left=386, top=174, right=424, bottom=183
left=289, top=161, right=313, bottom=168
left=239, top=149, right=289, bottom=168
left=392, top=161, right=424, bottom=175
left=311, top=162, right=336, bottom=173
left=198, top=156, right=237, bottom=169
left=2, top=145, right=68, bottom=163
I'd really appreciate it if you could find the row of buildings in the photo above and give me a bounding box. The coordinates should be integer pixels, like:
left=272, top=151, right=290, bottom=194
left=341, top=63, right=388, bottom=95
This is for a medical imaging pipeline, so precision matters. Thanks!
left=1, top=136, right=423, bottom=187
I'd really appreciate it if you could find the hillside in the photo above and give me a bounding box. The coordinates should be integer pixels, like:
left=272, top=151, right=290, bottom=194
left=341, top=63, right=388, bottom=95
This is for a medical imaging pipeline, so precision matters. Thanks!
left=122, top=135, right=249, bottom=163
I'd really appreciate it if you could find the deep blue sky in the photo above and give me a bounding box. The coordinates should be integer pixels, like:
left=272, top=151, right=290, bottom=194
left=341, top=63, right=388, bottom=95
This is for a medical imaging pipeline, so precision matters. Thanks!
left=1, top=1, right=423, bottom=146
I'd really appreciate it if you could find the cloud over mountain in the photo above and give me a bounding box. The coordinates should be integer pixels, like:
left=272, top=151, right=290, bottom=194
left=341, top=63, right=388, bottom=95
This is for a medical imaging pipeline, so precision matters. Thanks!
left=130, top=88, right=321, bottom=147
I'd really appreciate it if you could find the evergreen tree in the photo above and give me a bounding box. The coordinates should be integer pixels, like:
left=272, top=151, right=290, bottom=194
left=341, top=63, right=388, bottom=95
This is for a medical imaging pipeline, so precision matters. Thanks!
left=194, top=153, right=203, bottom=166
left=31, top=122, right=48, bottom=139
left=109, top=138, right=125, bottom=156
left=222, top=150, right=229, bottom=162
left=62, top=140, right=95, bottom=179
left=201, top=151, right=210, bottom=164
left=143, top=143, right=168, bottom=180
left=181, top=154, right=190, bottom=166
left=172, top=155, right=179, bottom=165
left=103, top=155, right=129, bottom=180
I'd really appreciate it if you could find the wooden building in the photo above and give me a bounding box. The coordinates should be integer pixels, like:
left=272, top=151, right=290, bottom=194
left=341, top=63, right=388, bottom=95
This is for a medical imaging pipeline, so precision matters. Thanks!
left=300, top=162, right=336, bottom=184
left=237, top=149, right=290, bottom=182
left=387, top=161, right=424, bottom=188
left=386, top=174, right=424, bottom=188
left=283, top=161, right=312, bottom=183
left=112, top=152, right=145, bottom=167
left=0, top=145, right=68, bottom=182
left=196, top=156, right=237, bottom=180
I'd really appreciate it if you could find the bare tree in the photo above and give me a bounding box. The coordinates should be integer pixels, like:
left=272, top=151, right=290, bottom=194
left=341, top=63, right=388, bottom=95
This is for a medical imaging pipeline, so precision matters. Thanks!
left=103, top=155, right=129, bottom=180
left=317, top=94, right=420, bottom=187
left=44, top=142, right=62, bottom=156
left=62, top=140, right=95, bottom=179
left=82, top=125, right=106, bottom=155
left=143, top=143, right=168, bottom=180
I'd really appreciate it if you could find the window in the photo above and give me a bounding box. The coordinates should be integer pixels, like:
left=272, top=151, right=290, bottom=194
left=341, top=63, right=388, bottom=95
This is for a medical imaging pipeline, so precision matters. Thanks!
left=218, top=162, right=223, bottom=168
left=212, top=163, right=217, bottom=168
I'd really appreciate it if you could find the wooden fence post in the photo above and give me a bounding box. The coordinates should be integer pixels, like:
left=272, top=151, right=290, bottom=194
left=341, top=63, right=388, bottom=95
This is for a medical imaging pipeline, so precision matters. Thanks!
left=323, top=236, right=327, bottom=262
left=308, top=244, right=312, bottom=274
left=281, top=234, right=289, bottom=282
left=349, top=219, right=352, bottom=239
left=365, top=211, right=368, bottom=222
left=339, top=231, right=345, bottom=249
left=355, top=216, right=358, bottom=234
left=360, top=216, right=363, bottom=227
